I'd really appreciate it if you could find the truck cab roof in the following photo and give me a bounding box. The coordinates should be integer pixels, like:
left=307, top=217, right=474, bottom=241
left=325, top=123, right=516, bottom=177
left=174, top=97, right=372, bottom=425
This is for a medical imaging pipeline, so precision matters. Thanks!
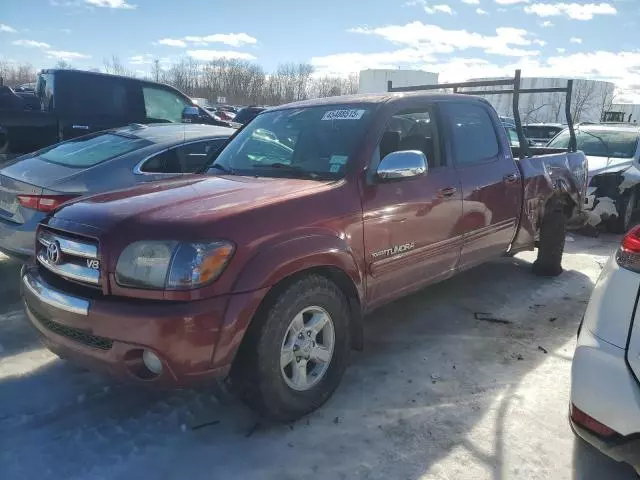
left=39, top=68, right=176, bottom=89
left=575, top=123, right=640, bottom=132
left=269, top=92, right=490, bottom=111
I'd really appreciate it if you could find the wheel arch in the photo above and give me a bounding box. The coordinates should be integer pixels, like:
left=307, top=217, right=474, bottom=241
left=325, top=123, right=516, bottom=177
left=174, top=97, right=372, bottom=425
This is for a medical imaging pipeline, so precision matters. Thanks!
left=229, top=235, right=366, bottom=363
left=248, top=265, right=364, bottom=352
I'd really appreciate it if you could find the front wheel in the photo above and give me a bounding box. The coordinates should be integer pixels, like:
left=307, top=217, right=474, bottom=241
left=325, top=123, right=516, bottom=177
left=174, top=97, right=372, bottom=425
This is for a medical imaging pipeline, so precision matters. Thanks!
left=609, top=190, right=636, bottom=234
left=231, top=275, right=351, bottom=422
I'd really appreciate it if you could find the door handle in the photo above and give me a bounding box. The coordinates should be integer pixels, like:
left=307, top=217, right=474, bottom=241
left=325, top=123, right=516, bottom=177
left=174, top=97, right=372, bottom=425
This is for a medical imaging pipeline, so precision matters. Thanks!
left=72, top=125, right=90, bottom=130
left=437, top=186, right=457, bottom=198
left=503, top=173, right=519, bottom=184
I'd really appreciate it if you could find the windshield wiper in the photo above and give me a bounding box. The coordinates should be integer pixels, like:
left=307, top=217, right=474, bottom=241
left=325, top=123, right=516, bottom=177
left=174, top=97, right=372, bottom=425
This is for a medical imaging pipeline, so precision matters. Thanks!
left=252, top=163, right=322, bottom=179
left=208, top=163, right=235, bottom=175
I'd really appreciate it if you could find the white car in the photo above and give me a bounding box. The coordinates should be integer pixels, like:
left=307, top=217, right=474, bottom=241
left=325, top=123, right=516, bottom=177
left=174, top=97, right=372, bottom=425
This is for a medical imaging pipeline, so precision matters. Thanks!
left=548, top=124, right=640, bottom=233
left=571, top=225, right=640, bottom=473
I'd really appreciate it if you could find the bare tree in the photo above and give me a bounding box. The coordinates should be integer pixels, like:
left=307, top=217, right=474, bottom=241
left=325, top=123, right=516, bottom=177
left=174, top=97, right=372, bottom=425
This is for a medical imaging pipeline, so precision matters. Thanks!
left=598, top=83, right=617, bottom=121
left=0, top=60, right=36, bottom=87
left=150, top=59, right=161, bottom=83
left=55, top=60, right=72, bottom=70
left=103, top=54, right=136, bottom=77
left=521, top=93, right=552, bottom=123
left=571, top=80, right=598, bottom=122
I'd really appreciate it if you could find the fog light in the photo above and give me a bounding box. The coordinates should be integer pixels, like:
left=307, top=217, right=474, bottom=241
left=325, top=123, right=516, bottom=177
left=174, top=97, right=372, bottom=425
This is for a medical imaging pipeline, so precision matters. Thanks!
left=142, top=350, right=163, bottom=375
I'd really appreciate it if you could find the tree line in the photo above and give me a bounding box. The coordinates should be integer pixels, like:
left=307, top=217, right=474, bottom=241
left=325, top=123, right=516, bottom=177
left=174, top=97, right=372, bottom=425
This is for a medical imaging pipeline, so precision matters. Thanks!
left=1, top=56, right=359, bottom=106
left=463, top=78, right=616, bottom=124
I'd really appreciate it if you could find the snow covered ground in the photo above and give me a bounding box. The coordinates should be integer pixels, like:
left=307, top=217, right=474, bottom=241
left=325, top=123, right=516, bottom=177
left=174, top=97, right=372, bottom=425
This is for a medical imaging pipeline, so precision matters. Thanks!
left=1, top=234, right=637, bottom=480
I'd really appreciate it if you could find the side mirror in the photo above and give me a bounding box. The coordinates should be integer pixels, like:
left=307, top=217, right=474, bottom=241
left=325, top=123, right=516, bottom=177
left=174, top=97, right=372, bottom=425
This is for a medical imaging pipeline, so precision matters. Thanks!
left=377, top=150, right=427, bottom=181
left=182, top=106, right=201, bottom=123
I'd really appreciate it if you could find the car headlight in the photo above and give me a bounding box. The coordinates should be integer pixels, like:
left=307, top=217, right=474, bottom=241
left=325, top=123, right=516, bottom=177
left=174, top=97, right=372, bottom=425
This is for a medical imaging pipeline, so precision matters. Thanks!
left=115, top=240, right=234, bottom=290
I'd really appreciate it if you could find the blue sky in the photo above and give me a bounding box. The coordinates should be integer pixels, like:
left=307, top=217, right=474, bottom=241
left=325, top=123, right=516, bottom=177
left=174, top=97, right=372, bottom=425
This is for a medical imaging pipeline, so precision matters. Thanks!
left=2, top=0, right=640, bottom=98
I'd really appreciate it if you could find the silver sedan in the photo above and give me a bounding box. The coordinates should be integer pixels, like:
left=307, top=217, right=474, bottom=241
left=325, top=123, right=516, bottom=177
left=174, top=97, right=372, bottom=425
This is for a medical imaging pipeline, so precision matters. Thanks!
left=0, top=123, right=233, bottom=260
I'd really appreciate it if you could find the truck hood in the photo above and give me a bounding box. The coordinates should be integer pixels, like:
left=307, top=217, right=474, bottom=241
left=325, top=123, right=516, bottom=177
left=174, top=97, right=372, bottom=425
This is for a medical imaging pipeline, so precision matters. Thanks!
left=53, top=175, right=332, bottom=232
left=586, top=155, right=634, bottom=177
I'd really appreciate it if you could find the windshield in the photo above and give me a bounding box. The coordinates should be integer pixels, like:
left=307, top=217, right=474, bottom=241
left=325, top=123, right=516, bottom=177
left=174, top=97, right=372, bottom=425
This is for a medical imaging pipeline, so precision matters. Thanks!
left=548, top=129, right=639, bottom=158
left=39, top=132, right=151, bottom=167
left=524, top=126, right=563, bottom=140
left=234, top=108, right=263, bottom=124
left=209, top=105, right=374, bottom=179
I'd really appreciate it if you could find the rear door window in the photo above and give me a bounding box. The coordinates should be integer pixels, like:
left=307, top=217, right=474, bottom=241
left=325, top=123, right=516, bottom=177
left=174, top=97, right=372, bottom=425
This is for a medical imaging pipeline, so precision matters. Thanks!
left=40, top=133, right=150, bottom=167
left=36, top=73, right=55, bottom=111
left=443, top=103, right=500, bottom=165
left=140, top=139, right=226, bottom=174
left=66, top=76, right=132, bottom=117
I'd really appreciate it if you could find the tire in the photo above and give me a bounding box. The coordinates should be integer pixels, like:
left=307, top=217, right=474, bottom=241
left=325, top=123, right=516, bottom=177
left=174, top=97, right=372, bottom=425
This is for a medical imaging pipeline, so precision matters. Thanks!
left=230, top=275, right=351, bottom=422
left=0, top=128, right=8, bottom=155
left=608, top=190, right=636, bottom=234
left=532, top=205, right=566, bottom=277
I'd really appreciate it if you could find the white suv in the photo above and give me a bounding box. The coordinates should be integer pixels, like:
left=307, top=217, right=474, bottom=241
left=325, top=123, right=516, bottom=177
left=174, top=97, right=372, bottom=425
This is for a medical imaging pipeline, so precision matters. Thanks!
left=571, top=226, right=640, bottom=473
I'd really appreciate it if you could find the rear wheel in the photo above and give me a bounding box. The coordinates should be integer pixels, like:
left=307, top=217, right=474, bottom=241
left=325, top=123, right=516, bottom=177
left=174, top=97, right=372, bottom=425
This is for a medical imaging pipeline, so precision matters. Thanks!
left=230, top=275, right=351, bottom=422
left=0, top=128, right=8, bottom=156
left=533, top=205, right=566, bottom=277
left=608, top=190, right=636, bottom=234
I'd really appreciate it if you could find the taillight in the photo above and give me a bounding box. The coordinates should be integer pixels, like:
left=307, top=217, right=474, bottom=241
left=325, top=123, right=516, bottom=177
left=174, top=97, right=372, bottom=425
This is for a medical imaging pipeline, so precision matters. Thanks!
left=570, top=403, right=617, bottom=438
left=616, top=225, right=640, bottom=272
left=16, top=194, right=77, bottom=213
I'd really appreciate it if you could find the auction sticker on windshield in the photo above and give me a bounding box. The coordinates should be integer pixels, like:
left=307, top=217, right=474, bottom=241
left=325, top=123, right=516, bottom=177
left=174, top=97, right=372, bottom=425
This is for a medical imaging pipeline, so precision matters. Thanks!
left=322, top=109, right=365, bottom=121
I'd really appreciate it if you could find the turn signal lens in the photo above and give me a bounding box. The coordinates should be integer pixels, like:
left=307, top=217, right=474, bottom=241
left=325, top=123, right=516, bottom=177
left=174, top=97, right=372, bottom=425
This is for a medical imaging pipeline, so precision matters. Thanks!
left=17, top=194, right=77, bottom=213
left=616, top=225, right=640, bottom=272
left=571, top=403, right=617, bottom=438
left=166, top=241, right=234, bottom=289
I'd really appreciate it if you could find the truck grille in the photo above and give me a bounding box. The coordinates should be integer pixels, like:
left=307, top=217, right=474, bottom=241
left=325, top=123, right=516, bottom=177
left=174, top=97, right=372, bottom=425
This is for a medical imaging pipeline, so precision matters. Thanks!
left=37, top=228, right=101, bottom=289
left=29, top=306, right=113, bottom=350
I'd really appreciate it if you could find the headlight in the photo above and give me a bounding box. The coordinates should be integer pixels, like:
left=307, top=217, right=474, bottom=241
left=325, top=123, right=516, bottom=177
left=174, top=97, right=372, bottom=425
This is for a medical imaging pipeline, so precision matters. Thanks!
left=116, top=240, right=234, bottom=290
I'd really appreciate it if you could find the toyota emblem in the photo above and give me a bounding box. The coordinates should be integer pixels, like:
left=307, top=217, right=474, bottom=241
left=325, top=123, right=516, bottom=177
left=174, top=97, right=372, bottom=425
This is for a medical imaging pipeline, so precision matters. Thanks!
left=47, top=241, right=62, bottom=265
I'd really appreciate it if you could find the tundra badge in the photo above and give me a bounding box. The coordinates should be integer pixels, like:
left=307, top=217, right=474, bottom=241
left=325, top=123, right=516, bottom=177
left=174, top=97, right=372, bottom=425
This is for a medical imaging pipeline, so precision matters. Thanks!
left=371, top=242, right=416, bottom=259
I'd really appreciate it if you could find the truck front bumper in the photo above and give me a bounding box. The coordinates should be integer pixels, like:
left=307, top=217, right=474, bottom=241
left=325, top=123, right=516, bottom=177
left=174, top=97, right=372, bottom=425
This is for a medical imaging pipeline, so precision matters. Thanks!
left=21, top=266, right=268, bottom=386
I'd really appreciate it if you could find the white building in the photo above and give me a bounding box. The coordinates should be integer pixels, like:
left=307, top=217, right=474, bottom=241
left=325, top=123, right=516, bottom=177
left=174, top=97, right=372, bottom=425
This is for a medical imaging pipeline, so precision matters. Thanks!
left=464, top=77, right=615, bottom=124
left=358, top=69, right=438, bottom=94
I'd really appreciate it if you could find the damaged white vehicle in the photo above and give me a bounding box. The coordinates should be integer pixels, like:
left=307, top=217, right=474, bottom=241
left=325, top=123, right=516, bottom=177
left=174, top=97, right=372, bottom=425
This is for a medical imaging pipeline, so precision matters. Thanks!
left=548, top=124, right=640, bottom=232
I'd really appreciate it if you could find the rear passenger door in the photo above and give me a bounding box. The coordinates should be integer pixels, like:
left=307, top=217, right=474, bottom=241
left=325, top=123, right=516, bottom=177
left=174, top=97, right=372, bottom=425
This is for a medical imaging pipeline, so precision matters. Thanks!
left=441, top=101, right=522, bottom=270
left=134, top=138, right=225, bottom=182
left=362, top=104, right=464, bottom=307
left=58, top=76, right=143, bottom=140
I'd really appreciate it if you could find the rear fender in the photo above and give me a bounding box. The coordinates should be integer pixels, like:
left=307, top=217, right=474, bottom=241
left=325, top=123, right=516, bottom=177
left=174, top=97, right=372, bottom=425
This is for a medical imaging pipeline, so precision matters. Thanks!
left=511, top=152, right=585, bottom=251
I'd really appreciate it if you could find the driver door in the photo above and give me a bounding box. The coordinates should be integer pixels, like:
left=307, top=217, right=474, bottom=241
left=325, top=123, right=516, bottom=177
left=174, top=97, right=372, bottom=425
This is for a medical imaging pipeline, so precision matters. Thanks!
left=362, top=103, right=463, bottom=307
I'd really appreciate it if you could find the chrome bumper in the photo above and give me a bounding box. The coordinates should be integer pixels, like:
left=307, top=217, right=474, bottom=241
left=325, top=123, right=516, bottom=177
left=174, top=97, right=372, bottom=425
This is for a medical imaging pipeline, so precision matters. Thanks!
left=22, top=269, right=90, bottom=316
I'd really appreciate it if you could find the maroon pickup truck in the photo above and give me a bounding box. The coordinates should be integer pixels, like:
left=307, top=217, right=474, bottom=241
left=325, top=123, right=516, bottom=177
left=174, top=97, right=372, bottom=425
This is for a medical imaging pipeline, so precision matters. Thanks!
left=21, top=90, right=587, bottom=420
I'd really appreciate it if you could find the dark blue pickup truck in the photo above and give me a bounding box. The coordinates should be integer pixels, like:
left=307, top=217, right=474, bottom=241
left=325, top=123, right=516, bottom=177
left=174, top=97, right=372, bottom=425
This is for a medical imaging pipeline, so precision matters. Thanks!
left=0, top=69, right=231, bottom=160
